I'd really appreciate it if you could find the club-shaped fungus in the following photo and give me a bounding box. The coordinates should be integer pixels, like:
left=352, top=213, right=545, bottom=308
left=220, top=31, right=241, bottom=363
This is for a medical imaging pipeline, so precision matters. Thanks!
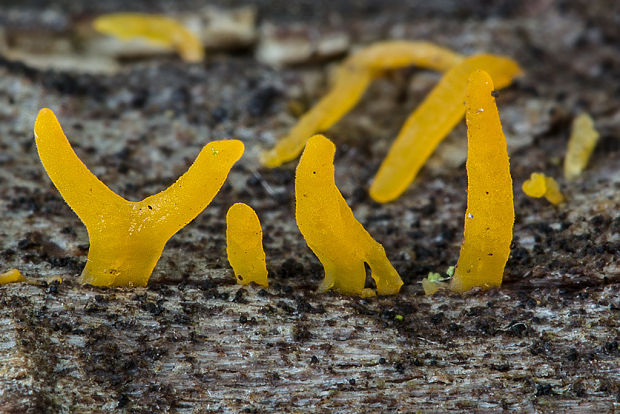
left=93, top=13, right=205, bottom=62
left=449, top=70, right=514, bottom=293
left=370, top=54, right=522, bottom=203
left=564, top=113, right=599, bottom=181
left=260, top=41, right=465, bottom=168
left=0, top=269, right=26, bottom=285
left=226, top=203, right=268, bottom=287
left=34, top=108, right=244, bottom=287
left=522, top=172, right=565, bottom=205
left=295, top=134, right=403, bottom=296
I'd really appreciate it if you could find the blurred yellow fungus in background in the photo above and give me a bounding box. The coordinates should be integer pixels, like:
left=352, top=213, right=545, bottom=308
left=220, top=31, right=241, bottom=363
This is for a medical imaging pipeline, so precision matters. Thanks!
left=226, top=203, right=269, bottom=288
left=260, top=41, right=464, bottom=168
left=34, top=108, right=243, bottom=287
left=450, top=70, right=514, bottom=294
left=295, top=135, right=403, bottom=296
left=93, top=13, right=205, bottom=62
left=522, top=173, right=565, bottom=205
left=564, top=113, right=599, bottom=181
left=0, top=269, right=26, bottom=285
left=370, top=54, right=522, bottom=203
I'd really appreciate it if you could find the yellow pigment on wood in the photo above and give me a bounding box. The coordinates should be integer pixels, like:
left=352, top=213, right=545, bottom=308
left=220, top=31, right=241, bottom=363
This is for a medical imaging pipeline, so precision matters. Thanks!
left=370, top=54, right=522, bottom=203
left=450, top=70, right=514, bottom=293
left=295, top=135, right=403, bottom=296
left=93, top=13, right=205, bottom=62
left=261, top=41, right=465, bottom=168
left=34, top=108, right=243, bottom=287
left=564, top=113, right=599, bottom=181
left=226, top=203, right=268, bottom=287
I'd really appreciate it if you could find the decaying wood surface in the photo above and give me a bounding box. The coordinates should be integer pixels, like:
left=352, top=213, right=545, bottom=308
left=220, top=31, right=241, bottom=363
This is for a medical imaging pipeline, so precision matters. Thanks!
left=0, top=0, right=618, bottom=412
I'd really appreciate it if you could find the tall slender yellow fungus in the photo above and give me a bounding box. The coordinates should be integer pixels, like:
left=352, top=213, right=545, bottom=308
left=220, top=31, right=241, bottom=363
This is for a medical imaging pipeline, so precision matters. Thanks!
left=370, top=54, right=522, bottom=203
left=34, top=108, right=244, bottom=287
left=226, top=203, right=268, bottom=288
left=564, top=113, right=600, bottom=181
left=522, top=172, right=565, bottom=205
left=93, top=13, right=205, bottom=62
left=0, top=269, right=26, bottom=285
left=449, top=70, right=514, bottom=294
left=260, top=41, right=465, bottom=168
left=295, top=135, right=403, bottom=296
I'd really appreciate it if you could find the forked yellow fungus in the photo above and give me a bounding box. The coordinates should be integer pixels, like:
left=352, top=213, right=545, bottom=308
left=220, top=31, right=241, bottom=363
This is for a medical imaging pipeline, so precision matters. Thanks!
left=260, top=41, right=465, bottom=167
left=295, top=134, right=403, bottom=296
left=522, top=172, right=565, bottom=205
left=226, top=203, right=268, bottom=288
left=370, top=54, right=522, bottom=203
left=0, top=269, right=26, bottom=285
left=34, top=108, right=244, bottom=287
left=93, top=13, right=205, bottom=62
left=449, top=70, right=514, bottom=294
left=564, top=113, right=599, bottom=181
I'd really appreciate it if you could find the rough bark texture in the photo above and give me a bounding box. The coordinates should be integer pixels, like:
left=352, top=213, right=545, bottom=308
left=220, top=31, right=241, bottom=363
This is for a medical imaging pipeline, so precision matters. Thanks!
left=0, top=1, right=619, bottom=412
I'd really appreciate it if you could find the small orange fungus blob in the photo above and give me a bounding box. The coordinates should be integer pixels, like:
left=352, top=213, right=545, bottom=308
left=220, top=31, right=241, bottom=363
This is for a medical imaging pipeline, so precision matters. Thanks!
left=295, top=135, right=403, bottom=296
left=450, top=70, right=514, bottom=294
left=522, top=173, right=565, bottom=205
left=226, top=203, right=268, bottom=288
left=34, top=108, right=244, bottom=287
left=0, top=269, right=26, bottom=285
left=93, top=13, right=205, bottom=62
left=260, top=41, right=465, bottom=168
left=370, top=54, right=522, bottom=203
left=564, top=113, right=599, bottom=181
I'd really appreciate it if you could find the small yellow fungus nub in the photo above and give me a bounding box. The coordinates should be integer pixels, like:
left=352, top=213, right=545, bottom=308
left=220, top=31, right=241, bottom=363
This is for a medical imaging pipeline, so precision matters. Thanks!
left=522, top=173, right=565, bottom=205
left=450, top=70, right=514, bottom=294
left=34, top=108, right=244, bottom=287
left=295, top=135, right=403, bottom=296
left=260, top=41, right=465, bottom=168
left=564, top=113, right=600, bottom=181
left=0, top=269, right=26, bottom=285
left=370, top=54, right=522, bottom=203
left=226, top=203, right=268, bottom=288
left=93, top=13, right=205, bottom=62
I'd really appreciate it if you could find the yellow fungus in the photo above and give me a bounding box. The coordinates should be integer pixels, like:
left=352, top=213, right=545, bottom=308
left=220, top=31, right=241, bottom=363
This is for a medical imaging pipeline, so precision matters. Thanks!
left=93, top=13, right=205, bottom=62
left=260, top=41, right=465, bottom=167
left=226, top=203, right=268, bottom=288
left=34, top=108, right=243, bottom=287
left=449, top=70, right=514, bottom=294
left=522, top=172, right=565, bottom=205
left=295, top=134, right=403, bottom=296
left=370, top=54, right=522, bottom=203
left=0, top=269, right=26, bottom=285
left=564, top=113, right=600, bottom=181
left=346, top=40, right=465, bottom=72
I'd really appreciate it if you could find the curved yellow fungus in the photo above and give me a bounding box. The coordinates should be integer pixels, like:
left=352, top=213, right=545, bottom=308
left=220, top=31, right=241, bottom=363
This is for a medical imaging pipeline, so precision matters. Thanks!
left=0, top=269, right=26, bottom=285
left=295, top=134, right=403, bottom=296
left=449, top=70, right=514, bottom=294
left=34, top=108, right=244, bottom=287
left=522, top=172, right=565, bottom=205
left=226, top=203, right=268, bottom=288
left=93, top=13, right=205, bottom=62
left=346, top=41, right=465, bottom=73
left=564, top=113, right=599, bottom=181
left=260, top=41, right=465, bottom=168
left=370, top=54, right=522, bottom=203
